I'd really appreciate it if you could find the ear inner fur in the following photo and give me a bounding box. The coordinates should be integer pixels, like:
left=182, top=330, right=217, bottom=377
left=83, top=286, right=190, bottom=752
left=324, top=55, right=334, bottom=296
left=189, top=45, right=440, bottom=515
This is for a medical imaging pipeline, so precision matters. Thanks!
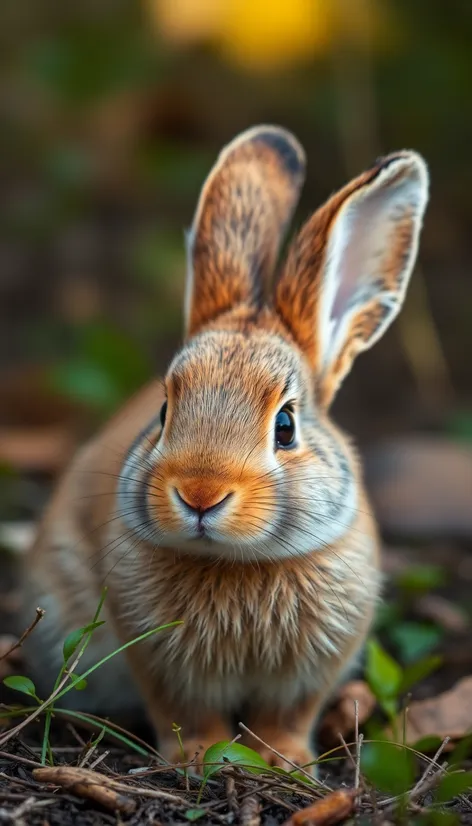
left=185, top=125, right=306, bottom=338
left=273, top=151, right=429, bottom=407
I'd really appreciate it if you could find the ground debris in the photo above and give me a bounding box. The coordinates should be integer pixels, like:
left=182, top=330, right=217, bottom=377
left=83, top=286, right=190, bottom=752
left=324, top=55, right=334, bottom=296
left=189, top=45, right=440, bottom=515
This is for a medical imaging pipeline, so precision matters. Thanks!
left=319, top=682, right=376, bottom=746
left=282, top=789, right=356, bottom=826
left=416, top=593, right=469, bottom=633
left=392, top=675, right=472, bottom=743
left=33, top=766, right=137, bottom=815
left=240, top=795, right=261, bottom=826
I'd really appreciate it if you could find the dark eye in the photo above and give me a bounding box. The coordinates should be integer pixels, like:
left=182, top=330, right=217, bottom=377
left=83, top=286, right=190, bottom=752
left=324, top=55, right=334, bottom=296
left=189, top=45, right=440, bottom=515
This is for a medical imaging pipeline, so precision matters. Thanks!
left=275, top=407, right=295, bottom=448
left=160, top=401, right=168, bottom=428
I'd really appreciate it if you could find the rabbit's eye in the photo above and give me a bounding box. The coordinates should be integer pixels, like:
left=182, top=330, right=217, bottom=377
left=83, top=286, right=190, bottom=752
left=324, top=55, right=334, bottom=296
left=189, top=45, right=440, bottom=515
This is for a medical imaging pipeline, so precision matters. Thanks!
left=275, top=407, right=295, bottom=448
left=160, top=401, right=168, bottom=428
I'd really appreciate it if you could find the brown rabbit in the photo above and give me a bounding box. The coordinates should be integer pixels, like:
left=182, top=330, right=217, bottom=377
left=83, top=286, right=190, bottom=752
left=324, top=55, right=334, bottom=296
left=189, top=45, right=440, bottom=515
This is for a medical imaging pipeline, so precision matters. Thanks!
left=21, top=126, right=429, bottom=772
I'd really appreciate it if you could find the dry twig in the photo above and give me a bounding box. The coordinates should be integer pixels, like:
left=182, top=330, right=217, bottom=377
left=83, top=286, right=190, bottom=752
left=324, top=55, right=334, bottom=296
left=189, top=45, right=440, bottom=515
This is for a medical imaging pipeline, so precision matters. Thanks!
left=0, top=608, right=45, bottom=663
left=240, top=794, right=261, bottom=826
left=238, top=723, right=330, bottom=791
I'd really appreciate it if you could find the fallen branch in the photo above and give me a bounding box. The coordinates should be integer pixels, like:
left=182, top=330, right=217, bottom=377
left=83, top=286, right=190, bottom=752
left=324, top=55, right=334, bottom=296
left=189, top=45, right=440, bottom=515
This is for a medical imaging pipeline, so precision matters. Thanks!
left=33, top=764, right=189, bottom=806
left=282, top=789, right=357, bottom=826
left=33, top=766, right=137, bottom=814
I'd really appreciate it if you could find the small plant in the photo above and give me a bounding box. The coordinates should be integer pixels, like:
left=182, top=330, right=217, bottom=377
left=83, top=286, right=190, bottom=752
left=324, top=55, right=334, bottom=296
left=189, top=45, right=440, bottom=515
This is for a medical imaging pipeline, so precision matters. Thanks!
left=1, top=587, right=182, bottom=763
left=365, top=637, right=442, bottom=731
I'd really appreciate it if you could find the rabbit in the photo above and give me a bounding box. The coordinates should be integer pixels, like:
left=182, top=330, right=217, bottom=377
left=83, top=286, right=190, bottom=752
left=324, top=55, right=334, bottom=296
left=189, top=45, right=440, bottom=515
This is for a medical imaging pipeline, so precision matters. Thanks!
left=20, top=125, right=429, bottom=772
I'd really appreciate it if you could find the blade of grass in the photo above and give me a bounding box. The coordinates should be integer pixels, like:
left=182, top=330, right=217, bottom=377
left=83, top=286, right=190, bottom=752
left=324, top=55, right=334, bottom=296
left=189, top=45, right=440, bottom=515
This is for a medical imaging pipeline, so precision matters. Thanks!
left=53, top=621, right=182, bottom=705
left=54, top=708, right=153, bottom=757
left=40, top=588, right=109, bottom=765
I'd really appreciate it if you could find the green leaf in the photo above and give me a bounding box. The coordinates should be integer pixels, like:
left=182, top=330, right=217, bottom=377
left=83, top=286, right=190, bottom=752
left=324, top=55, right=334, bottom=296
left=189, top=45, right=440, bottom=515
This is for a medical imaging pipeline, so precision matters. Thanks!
left=419, top=813, right=460, bottom=826
left=63, top=621, right=105, bottom=662
left=55, top=621, right=182, bottom=705
left=361, top=741, right=415, bottom=794
left=3, top=675, right=37, bottom=698
left=391, top=623, right=443, bottom=664
left=70, top=676, right=88, bottom=691
left=379, top=697, right=398, bottom=719
left=271, top=766, right=317, bottom=785
left=435, top=771, right=472, bottom=802
left=449, top=732, right=472, bottom=766
left=412, top=736, right=444, bottom=754
left=365, top=638, right=403, bottom=702
left=50, top=361, right=122, bottom=412
left=395, top=565, right=447, bottom=594
left=400, top=655, right=442, bottom=692
left=374, top=600, right=402, bottom=632
left=203, top=741, right=270, bottom=779
left=446, top=410, right=472, bottom=445
left=185, top=809, right=206, bottom=821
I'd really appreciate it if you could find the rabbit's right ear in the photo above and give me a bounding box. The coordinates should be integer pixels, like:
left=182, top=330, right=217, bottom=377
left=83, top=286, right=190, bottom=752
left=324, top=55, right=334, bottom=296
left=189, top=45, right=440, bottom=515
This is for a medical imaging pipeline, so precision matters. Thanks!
left=274, top=152, right=429, bottom=408
left=185, top=125, right=305, bottom=337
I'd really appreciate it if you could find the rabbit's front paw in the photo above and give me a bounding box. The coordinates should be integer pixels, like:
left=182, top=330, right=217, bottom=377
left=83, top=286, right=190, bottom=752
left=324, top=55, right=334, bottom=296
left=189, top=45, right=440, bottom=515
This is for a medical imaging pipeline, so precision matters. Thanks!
left=160, top=737, right=223, bottom=774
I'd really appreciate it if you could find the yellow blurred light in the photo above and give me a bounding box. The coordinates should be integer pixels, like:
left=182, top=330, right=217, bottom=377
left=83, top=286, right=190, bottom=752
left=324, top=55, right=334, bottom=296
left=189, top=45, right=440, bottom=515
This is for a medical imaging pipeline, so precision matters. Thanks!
left=147, top=0, right=225, bottom=42
left=147, top=0, right=389, bottom=73
left=220, top=0, right=331, bottom=72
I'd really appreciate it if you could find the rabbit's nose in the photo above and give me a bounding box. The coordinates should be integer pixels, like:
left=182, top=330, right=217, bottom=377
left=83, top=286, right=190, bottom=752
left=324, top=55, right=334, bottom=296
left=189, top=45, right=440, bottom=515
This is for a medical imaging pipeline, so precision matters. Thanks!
left=174, top=480, right=233, bottom=516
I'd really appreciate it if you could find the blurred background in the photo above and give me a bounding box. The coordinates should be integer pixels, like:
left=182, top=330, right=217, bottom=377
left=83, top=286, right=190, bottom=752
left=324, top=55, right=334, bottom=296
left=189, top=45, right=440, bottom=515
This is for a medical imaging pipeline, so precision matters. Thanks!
left=0, top=0, right=471, bottom=542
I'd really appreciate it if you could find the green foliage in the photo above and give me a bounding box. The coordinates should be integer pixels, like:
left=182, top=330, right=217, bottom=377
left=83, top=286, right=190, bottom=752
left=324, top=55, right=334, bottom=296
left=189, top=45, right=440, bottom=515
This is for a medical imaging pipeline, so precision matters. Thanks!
left=55, top=708, right=155, bottom=757
left=390, top=622, right=444, bottom=664
left=203, top=741, right=270, bottom=779
left=416, top=813, right=460, bottom=826
left=449, top=733, right=472, bottom=766
left=68, top=675, right=88, bottom=691
left=395, top=565, right=447, bottom=595
left=185, top=809, right=206, bottom=821
left=361, top=740, right=415, bottom=794
left=374, top=600, right=403, bottom=632
left=3, top=675, right=38, bottom=700
left=49, top=322, right=153, bottom=415
left=411, top=735, right=443, bottom=753
left=365, top=638, right=441, bottom=732
left=399, top=655, right=443, bottom=692
left=445, top=410, right=472, bottom=444
left=63, top=621, right=106, bottom=662
left=435, top=771, right=472, bottom=802
left=2, top=586, right=182, bottom=767
left=365, top=638, right=402, bottom=719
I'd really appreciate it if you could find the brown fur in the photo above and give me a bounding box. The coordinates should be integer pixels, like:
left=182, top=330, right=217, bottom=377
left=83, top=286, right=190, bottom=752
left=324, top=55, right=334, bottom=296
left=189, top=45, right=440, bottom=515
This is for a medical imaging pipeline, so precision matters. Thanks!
left=21, top=127, right=428, bottom=772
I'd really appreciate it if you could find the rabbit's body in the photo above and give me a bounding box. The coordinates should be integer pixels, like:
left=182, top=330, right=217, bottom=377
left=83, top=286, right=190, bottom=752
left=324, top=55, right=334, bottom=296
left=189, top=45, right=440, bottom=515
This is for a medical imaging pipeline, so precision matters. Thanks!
left=21, top=126, right=428, bottom=770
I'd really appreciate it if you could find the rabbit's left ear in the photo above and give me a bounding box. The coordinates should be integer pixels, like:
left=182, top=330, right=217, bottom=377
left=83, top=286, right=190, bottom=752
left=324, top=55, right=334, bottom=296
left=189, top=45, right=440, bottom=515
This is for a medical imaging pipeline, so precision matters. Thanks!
left=185, top=125, right=305, bottom=338
left=274, top=151, right=429, bottom=408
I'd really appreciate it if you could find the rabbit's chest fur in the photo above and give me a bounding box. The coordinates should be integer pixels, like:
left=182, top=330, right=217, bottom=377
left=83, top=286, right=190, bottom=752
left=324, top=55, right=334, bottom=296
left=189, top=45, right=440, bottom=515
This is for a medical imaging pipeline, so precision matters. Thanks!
left=108, top=532, right=380, bottom=708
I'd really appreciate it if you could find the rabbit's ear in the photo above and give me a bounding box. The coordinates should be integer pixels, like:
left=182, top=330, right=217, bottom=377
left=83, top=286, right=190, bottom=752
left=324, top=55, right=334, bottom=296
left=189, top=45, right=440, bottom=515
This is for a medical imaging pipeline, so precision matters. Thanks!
left=274, top=151, right=429, bottom=407
left=185, top=125, right=305, bottom=337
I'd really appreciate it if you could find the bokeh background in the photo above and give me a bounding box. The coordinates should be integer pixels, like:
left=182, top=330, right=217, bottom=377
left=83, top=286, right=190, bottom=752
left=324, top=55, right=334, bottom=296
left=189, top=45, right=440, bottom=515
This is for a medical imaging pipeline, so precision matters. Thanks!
left=0, top=0, right=471, bottom=538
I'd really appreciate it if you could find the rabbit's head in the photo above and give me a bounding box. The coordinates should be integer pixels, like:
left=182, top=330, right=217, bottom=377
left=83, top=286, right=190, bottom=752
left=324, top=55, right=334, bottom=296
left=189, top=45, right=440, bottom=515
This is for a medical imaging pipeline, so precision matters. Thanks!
left=119, top=126, right=428, bottom=561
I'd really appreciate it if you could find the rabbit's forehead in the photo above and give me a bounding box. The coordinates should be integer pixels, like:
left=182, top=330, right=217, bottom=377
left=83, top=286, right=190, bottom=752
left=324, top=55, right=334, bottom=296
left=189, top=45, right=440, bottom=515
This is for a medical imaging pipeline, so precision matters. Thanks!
left=167, top=331, right=303, bottom=406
